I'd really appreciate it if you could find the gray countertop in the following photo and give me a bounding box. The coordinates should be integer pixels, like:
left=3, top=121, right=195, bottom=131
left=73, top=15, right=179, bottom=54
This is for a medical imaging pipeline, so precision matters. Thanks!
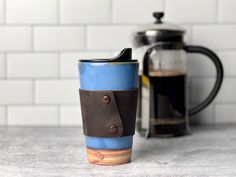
left=0, top=125, right=236, bottom=177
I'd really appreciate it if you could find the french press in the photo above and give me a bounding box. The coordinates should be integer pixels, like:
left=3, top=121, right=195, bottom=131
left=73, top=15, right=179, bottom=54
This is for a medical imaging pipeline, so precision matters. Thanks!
left=132, top=12, right=224, bottom=137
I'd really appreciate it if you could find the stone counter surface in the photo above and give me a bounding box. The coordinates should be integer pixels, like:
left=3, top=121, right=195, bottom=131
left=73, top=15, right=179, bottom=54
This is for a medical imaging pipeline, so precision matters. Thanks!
left=0, top=125, right=235, bottom=177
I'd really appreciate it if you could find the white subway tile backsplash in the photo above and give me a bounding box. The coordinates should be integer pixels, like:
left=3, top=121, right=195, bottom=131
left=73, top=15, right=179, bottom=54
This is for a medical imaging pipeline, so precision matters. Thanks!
left=0, top=81, right=32, bottom=105
left=113, top=0, right=163, bottom=23
left=60, top=105, right=82, bottom=125
left=7, top=53, right=59, bottom=78
left=7, top=0, right=58, bottom=24
left=87, top=26, right=134, bottom=50
left=189, top=104, right=214, bottom=124
left=218, top=0, right=236, bottom=22
left=192, top=78, right=236, bottom=103
left=35, top=80, right=79, bottom=104
left=190, top=78, right=215, bottom=103
left=215, top=79, right=236, bottom=103
left=182, top=25, right=192, bottom=44
left=193, top=25, right=236, bottom=50
left=60, top=0, right=110, bottom=24
left=60, top=52, right=112, bottom=77
left=8, top=106, right=58, bottom=125
left=218, top=51, right=236, bottom=76
left=0, top=107, right=5, bottom=125
left=34, top=27, right=85, bottom=51
left=0, top=27, right=31, bottom=51
left=187, top=53, right=216, bottom=77
left=215, top=104, right=236, bottom=123
left=0, top=0, right=234, bottom=125
left=0, top=54, right=5, bottom=78
left=0, top=0, right=4, bottom=24
left=165, top=0, right=216, bottom=23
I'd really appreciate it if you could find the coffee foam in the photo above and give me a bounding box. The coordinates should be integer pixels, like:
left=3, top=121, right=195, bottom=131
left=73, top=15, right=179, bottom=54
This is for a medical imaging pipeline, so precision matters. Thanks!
left=149, top=70, right=186, bottom=77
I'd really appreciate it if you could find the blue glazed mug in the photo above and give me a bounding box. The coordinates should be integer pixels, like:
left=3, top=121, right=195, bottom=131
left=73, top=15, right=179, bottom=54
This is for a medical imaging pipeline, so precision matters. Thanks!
left=79, top=48, right=139, bottom=165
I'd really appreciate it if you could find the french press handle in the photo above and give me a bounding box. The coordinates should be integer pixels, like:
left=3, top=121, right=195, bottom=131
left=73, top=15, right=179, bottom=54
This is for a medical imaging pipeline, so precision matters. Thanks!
left=143, top=44, right=224, bottom=116
left=184, top=45, right=223, bottom=115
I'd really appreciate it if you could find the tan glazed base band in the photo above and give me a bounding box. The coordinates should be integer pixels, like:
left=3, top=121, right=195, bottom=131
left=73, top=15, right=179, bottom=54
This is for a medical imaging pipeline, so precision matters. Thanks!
left=86, top=147, right=132, bottom=165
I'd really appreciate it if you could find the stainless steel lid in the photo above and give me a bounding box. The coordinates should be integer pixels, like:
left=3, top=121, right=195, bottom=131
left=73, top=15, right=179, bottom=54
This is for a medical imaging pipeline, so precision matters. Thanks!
left=132, top=12, right=185, bottom=48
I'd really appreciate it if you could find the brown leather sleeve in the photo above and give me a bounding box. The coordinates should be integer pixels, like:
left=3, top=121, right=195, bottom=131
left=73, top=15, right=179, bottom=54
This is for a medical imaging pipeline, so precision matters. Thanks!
left=79, top=89, right=138, bottom=137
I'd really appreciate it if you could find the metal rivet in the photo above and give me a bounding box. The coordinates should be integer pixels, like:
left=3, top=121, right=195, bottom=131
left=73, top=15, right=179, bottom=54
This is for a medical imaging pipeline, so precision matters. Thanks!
left=110, top=125, right=118, bottom=134
left=102, top=95, right=110, bottom=104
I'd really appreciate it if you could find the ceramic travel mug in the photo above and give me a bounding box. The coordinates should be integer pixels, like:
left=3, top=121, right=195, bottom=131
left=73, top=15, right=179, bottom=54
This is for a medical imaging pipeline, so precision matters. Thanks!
left=78, top=48, right=139, bottom=165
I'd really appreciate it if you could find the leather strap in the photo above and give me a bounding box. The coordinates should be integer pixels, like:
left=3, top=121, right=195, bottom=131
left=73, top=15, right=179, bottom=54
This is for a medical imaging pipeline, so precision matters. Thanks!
left=79, top=89, right=138, bottom=137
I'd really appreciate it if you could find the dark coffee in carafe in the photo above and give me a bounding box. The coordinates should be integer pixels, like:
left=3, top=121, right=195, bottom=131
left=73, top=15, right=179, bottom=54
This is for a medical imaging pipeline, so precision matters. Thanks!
left=148, top=70, right=187, bottom=136
left=137, top=70, right=189, bottom=137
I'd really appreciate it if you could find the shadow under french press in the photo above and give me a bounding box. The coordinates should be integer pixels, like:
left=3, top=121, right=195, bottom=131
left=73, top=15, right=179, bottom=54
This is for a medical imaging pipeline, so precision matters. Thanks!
left=132, top=122, right=229, bottom=163
left=132, top=132, right=193, bottom=161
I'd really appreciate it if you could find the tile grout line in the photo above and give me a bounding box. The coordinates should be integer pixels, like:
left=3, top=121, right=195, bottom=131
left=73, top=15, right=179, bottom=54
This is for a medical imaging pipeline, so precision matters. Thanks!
left=3, top=0, right=6, bottom=25
left=4, top=50, right=8, bottom=128
left=191, top=23, right=195, bottom=44
left=4, top=52, right=7, bottom=79
left=192, top=102, right=236, bottom=105
left=5, top=105, right=8, bottom=126
left=110, top=0, right=113, bottom=24
left=216, top=0, right=220, bottom=23
left=2, top=102, right=231, bottom=107
left=2, top=76, right=236, bottom=80
left=1, top=48, right=235, bottom=53
left=1, top=23, right=236, bottom=26
left=84, top=25, right=87, bottom=50
left=31, top=26, right=34, bottom=52
left=163, top=0, right=166, bottom=12
left=57, top=105, right=61, bottom=126
left=3, top=51, right=8, bottom=124
left=0, top=103, right=79, bottom=107
left=0, top=23, right=142, bottom=26
left=2, top=0, right=7, bottom=126
left=0, top=78, right=79, bottom=80
left=32, top=79, right=35, bottom=105
left=58, top=52, right=61, bottom=78
left=57, top=0, right=60, bottom=25
left=188, top=24, right=193, bottom=44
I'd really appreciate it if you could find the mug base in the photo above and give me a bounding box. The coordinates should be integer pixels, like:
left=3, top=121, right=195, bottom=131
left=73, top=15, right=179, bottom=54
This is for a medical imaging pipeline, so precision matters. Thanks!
left=86, top=147, right=132, bottom=165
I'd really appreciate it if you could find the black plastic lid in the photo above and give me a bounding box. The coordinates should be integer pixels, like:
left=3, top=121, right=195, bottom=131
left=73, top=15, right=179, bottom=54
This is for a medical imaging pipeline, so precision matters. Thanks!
left=79, top=48, right=137, bottom=63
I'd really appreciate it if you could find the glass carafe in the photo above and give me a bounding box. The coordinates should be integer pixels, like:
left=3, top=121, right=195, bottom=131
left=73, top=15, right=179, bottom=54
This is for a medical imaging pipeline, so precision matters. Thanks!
left=133, top=12, right=224, bottom=137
